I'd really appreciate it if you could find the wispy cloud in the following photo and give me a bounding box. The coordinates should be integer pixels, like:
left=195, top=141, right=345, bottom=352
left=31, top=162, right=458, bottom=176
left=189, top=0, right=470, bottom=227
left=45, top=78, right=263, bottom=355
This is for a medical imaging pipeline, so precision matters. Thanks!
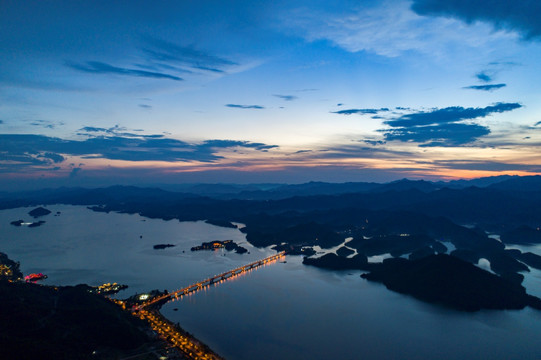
left=364, top=140, right=386, bottom=146
left=283, top=1, right=514, bottom=58
left=65, top=38, right=240, bottom=84
left=77, top=125, right=164, bottom=139
left=67, top=61, right=183, bottom=81
left=273, top=94, right=298, bottom=101
left=332, top=108, right=390, bottom=115
left=412, top=0, right=541, bottom=40
left=225, top=104, right=265, bottom=110
left=463, top=84, right=506, bottom=91
left=434, top=160, right=541, bottom=172
left=28, top=119, right=65, bottom=130
left=141, top=37, right=237, bottom=74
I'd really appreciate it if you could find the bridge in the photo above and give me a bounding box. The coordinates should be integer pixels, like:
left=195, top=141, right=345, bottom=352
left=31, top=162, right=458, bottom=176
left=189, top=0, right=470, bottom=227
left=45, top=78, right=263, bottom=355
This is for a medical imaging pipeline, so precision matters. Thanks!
left=137, top=251, right=286, bottom=309
left=128, top=251, right=286, bottom=359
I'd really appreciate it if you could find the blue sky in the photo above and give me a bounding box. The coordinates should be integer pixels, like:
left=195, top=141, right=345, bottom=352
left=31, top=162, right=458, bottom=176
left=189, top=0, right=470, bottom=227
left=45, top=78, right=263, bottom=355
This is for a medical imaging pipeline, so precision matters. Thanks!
left=2, top=0, right=541, bottom=189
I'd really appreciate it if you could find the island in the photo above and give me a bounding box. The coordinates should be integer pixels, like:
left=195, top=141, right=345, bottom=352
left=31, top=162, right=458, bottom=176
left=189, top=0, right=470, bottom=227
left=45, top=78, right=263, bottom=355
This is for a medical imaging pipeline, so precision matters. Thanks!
left=10, top=219, right=46, bottom=227
left=191, top=240, right=248, bottom=254
left=303, top=253, right=371, bottom=270
left=28, top=206, right=51, bottom=218
left=90, top=282, right=129, bottom=295
left=272, top=243, right=316, bottom=256
left=153, top=244, right=176, bottom=250
left=501, top=225, right=541, bottom=245
left=361, top=254, right=541, bottom=312
left=28, top=220, right=46, bottom=227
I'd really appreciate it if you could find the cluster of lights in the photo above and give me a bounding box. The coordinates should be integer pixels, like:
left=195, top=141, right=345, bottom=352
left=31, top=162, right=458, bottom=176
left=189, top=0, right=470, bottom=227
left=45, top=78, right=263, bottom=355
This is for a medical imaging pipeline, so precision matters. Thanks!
left=0, top=264, right=13, bottom=277
left=95, top=282, right=126, bottom=293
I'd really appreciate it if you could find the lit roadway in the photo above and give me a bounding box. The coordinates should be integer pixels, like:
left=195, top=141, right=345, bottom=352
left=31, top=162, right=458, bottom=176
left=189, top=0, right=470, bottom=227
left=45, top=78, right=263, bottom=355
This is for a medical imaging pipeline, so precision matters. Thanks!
left=130, top=251, right=286, bottom=360
left=137, top=308, right=223, bottom=360
left=137, top=251, right=286, bottom=309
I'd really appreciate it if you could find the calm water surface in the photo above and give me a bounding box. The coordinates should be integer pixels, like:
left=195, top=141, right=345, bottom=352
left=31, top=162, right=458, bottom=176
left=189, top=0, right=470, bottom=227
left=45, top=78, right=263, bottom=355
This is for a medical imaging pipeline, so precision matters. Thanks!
left=1, top=206, right=540, bottom=360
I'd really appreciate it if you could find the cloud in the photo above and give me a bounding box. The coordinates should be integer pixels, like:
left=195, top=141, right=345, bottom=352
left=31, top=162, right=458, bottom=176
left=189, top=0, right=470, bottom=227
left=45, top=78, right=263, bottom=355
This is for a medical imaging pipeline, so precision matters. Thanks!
left=79, top=126, right=107, bottom=133
left=67, top=61, right=183, bottom=81
left=384, top=122, right=490, bottom=147
left=29, top=119, right=64, bottom=129
left=463, top=84, right=506, bottom=91
left=476, top=71, right=493, bottom=82
left=77, top=125, right=164, bottom=139
left=200, top=140, right=277, bottom=152
left=273, top=94, right=298, bottom=101
left=332, top=108, right=390, bottom=115
left=141, top=37, right=237, bottom=74
left=435, top=160, right=541, bottom=172
left=0, top=133, right=278, bottom=173
left=225, top=104, right=265, bottom=110
left=118, top=37, right=248, bottom=87
left=283, top=1, right=514, bottom=58
left=364, top=140, right=386, bottom=146
left=411, top=0, right=541, bottom=40
left=295, top=143, right=415, bottom=161
left=380, top=103, right=521, bottom=146
left=38, top=152, right=65, bottom=164
left=139, top=104, right=152, bottom=109
left=384, top=103, right=521, bottom=128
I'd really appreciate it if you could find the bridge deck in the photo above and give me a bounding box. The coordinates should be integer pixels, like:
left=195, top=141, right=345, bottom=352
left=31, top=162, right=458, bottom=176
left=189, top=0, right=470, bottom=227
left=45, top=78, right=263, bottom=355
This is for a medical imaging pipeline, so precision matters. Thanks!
left=138, top=251, right=286, bottom=309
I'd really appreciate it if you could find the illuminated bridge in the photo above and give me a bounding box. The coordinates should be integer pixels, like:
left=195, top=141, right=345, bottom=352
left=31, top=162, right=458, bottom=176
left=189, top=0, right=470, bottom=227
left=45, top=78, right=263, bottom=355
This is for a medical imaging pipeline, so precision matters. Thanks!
left=137, top=251, right=286, bottom=309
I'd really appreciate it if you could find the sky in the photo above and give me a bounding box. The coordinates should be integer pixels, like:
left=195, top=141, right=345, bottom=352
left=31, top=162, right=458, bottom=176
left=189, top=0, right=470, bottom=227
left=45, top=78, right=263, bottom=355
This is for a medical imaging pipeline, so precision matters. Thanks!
left=2, top=0, right=541, bottom=189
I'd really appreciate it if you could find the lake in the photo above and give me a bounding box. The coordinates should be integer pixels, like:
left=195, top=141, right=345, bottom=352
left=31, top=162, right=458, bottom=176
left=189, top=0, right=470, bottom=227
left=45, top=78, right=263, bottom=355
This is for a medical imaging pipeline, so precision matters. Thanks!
left=1, top=205, right=541, bottom=360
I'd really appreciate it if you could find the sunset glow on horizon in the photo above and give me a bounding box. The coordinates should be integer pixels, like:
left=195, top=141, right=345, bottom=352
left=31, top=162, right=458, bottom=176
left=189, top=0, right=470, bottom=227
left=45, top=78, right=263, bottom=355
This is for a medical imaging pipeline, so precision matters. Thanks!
left=2, top=0, right=541, bottom=189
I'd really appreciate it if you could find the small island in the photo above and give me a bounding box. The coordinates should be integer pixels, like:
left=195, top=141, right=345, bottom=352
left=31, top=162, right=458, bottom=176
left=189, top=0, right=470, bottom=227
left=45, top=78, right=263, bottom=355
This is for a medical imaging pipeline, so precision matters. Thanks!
left=28, top=206, right=51, bottom=218
left=303, top=253, right=371, bottom=270
left=90, top=282, right=129, bottom=295
left=191, top=240, right=248, bottom=254
left=10, top=219, right=46, bottom=227
left=153, top=244, right=176, bottom=250
left=273, top=243, right=316, bottom=256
